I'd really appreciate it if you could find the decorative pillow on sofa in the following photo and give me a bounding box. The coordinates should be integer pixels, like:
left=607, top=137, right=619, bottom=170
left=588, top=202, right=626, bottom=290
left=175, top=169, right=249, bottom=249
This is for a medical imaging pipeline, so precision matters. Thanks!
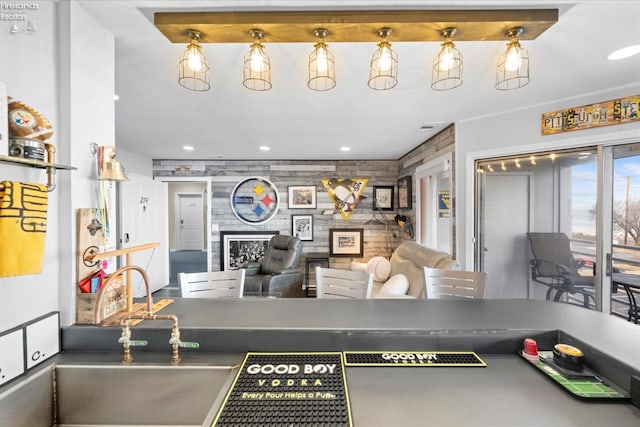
left=366, top=256, right=392, bottom=282
left=377, top=273, right=409, bottom=296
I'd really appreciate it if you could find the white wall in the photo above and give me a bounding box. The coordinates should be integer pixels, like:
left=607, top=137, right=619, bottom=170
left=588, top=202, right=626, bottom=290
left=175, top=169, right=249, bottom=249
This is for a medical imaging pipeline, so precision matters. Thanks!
left=0, top=1, right=115, bottom=331
left=118, top=148, right=153, bottom=177
left=456, top=84, right=640, bottom=269
left=58, top=0, right=116, bottom=326
left=0, top=2, right=60, bottom=331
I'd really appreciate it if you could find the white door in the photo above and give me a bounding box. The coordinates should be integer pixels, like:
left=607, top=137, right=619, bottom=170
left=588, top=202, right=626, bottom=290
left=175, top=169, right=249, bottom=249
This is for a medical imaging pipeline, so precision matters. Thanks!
left=118, top=173, right=169, bottom=296
left=178, top=194, right=204, bottom=250
left=416, top=154, right=452, bottom=254
left=481, top=174, right=532, bottom=298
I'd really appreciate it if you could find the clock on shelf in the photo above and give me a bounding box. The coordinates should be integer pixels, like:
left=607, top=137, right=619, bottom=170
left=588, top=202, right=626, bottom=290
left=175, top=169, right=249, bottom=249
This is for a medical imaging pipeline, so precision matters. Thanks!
left=230, top=176, right=280, bottom=225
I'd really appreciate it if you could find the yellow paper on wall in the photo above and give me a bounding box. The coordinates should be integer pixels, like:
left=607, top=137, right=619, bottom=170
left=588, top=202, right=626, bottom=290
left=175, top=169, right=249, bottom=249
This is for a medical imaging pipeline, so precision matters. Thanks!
left=0, top=181, right=48, bottom=277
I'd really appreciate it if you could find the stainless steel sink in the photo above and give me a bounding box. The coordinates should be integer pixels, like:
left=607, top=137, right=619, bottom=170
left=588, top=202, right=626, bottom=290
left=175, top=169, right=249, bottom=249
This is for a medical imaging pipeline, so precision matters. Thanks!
left=0, top=363, right=236, bottom=427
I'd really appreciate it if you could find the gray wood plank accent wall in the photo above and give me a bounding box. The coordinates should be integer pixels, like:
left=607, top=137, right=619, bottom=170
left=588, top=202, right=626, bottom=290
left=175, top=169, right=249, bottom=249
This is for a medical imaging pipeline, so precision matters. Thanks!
left=153, top=125, right=455, bottom=271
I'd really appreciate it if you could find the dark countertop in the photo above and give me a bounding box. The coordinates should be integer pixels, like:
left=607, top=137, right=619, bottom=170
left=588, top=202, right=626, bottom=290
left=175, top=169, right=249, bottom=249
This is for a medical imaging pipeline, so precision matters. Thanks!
left=5, top=299, right=640, bottom=426
left=62, top=299, right=640, bottom=390
left=346, top=354, right=640, bottom=426
left=5, top=351, right=640, bottom=426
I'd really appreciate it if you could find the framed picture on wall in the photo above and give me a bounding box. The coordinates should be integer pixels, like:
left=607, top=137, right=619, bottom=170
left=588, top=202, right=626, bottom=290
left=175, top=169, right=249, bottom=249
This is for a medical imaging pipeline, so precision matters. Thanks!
left=220, top=230, right=279, bottom=270
left=329, top=228, right=364, bottom=257
left=292, top=214, right=313, bottom=241
left=288, top=185, right=317, bottom=209
left=373, top=185, right=394, bottom=211
left=397, top=176, right=412, bottom=210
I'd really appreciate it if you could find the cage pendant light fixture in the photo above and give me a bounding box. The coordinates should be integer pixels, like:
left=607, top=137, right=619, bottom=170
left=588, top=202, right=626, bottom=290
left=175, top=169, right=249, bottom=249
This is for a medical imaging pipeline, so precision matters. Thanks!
left=431, top=27, right=463, bottom=91
left=243, top=29, right=272, bottom=91
left=496, top=27, right=530, bottom=90
left=178, top=30, right=211, bottom=92
left=368, top=28, right=398, bottom=90
left=308, top=28, right=336, bottom=91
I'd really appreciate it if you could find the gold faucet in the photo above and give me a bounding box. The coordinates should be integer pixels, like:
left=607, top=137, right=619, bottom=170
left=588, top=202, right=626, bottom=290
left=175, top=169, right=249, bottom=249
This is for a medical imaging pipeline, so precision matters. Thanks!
left=94, top=264, right=199, bottom=364
left=93, top=264, right=155, bottom=324
left=118, top=319, right=148, bottom=364
left=119, top=313, right=197, bottom=364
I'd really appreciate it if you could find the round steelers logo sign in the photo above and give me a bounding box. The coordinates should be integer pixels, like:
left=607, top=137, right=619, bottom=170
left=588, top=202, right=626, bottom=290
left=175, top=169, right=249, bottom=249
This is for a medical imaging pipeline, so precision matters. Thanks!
left=230, top=177, right=280, bottom=225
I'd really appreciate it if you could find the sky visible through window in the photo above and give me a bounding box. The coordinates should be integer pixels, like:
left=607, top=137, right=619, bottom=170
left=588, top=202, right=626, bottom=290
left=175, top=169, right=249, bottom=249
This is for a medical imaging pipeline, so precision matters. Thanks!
left=571, top=155, right=640, bottom=240
left=613, top=155, right=640, bottom=244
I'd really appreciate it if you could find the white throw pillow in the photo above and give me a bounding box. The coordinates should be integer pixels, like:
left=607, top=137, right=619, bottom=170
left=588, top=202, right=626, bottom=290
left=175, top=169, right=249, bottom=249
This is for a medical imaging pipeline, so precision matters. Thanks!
left=366, top=256, right=392, bottom=282
left=378, top=274, right=409, bottom=296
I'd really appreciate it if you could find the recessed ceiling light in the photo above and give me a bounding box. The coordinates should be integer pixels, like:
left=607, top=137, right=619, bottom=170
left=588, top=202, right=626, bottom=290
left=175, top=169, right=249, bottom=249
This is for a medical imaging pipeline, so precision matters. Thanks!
left=340, top=146, right=350, bottom=151
left=608, top=45, right=640, bottom=60
left=113, top=94, right=120, bottom=100
left=259, top=146, right=270, bottom=151
left=183, top=145, right=194, bottom=151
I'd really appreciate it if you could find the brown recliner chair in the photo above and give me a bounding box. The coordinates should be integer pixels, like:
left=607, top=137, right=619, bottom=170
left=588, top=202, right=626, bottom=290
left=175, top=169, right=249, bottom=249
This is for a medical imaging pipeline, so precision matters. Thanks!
left=242, top=235, right=304, bottom=298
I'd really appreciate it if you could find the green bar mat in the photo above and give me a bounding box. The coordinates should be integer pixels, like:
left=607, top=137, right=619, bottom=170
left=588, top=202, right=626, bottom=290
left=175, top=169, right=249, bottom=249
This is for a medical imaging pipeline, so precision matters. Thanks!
left=520, top=351, right=629, bottom=401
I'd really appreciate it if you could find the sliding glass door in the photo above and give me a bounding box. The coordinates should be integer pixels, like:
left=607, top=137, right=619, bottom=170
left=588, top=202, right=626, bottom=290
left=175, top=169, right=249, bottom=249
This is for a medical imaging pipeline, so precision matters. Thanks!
left=609, top=143, right=640, bottom=319
left=475, top=142, right=640, bottom=321
left=475, top=148, right=599, bottom=308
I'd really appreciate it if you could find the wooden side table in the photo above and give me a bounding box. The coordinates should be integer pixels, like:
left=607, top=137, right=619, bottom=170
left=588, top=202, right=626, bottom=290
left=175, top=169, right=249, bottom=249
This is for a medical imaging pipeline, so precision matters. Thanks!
left=304, top=252, right=330, bottom=297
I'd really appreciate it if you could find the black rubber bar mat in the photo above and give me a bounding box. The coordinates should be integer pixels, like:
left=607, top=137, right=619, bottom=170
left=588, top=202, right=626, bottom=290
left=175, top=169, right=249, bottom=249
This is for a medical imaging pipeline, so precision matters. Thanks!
left=343, top=351, right=486, bottom=367
left=212, top=352, right=352, bottom=426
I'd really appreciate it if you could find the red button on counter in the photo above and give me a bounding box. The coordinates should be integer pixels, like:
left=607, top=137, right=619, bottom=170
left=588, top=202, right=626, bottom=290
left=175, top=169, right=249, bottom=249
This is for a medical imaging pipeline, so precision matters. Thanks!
left=523, top=338, right=539, bottom=361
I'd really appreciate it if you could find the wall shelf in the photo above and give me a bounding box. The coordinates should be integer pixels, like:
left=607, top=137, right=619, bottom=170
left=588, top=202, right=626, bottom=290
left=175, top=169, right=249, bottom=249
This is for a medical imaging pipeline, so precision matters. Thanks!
left=0, top=154, right=76, bottom=170
left=0, top=154, right=76, bottom=192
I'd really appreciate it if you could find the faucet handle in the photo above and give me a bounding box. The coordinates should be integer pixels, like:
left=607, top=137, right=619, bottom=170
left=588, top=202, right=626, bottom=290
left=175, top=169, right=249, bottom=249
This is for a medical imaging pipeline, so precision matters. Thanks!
left=180, top=340, right=200, bottom=349
left=169, top=337, right=200, bottom=349
left=119, top=336, right=148, bottom=347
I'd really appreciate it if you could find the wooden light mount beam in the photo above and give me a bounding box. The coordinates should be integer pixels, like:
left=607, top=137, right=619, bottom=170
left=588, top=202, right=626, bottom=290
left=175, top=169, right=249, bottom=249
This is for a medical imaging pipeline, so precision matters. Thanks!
left=154, top=9, right=558, bottom=44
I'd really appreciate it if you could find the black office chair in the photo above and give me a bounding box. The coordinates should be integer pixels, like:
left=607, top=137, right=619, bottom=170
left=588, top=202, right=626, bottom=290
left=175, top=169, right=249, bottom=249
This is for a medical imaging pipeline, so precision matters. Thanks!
left=526, top=232, right=594, bottom=308
left=622, top=284, right=640, bottom=324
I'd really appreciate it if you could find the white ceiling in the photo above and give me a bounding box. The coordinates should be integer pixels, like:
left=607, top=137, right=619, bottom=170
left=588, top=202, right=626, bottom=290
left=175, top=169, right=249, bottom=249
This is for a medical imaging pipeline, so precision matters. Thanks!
left=78, top=1, right=640, bottom=161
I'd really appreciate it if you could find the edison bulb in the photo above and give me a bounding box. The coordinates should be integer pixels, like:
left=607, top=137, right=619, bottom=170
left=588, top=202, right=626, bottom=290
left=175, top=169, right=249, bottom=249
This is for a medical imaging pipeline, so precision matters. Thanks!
left=316, top=46, right=328, bottom=73
left=379, top=45, right=393, bottom=72
left=438, top=45, right=456, bottom=71
left=505, top=45, right=522, bottom=72
left=186, top=48, right=203, bottom=72
left=250, top=47, right=265, bottom=72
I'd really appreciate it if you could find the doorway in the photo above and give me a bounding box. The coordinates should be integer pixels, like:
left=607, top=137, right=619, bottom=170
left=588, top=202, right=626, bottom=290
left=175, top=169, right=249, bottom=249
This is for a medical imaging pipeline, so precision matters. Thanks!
left=176, top=193, right=204, bottom=250
left=474, top=142, right=640, bottom=323
left=477, top=173, right=532, bottom=298
left=476, top=149, right=599, bottom=306
left=609, top=143, right=640, bottom=319
left=415, top=153, right=453, bottom=255
left=167, top=182, right=209, bottom=288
